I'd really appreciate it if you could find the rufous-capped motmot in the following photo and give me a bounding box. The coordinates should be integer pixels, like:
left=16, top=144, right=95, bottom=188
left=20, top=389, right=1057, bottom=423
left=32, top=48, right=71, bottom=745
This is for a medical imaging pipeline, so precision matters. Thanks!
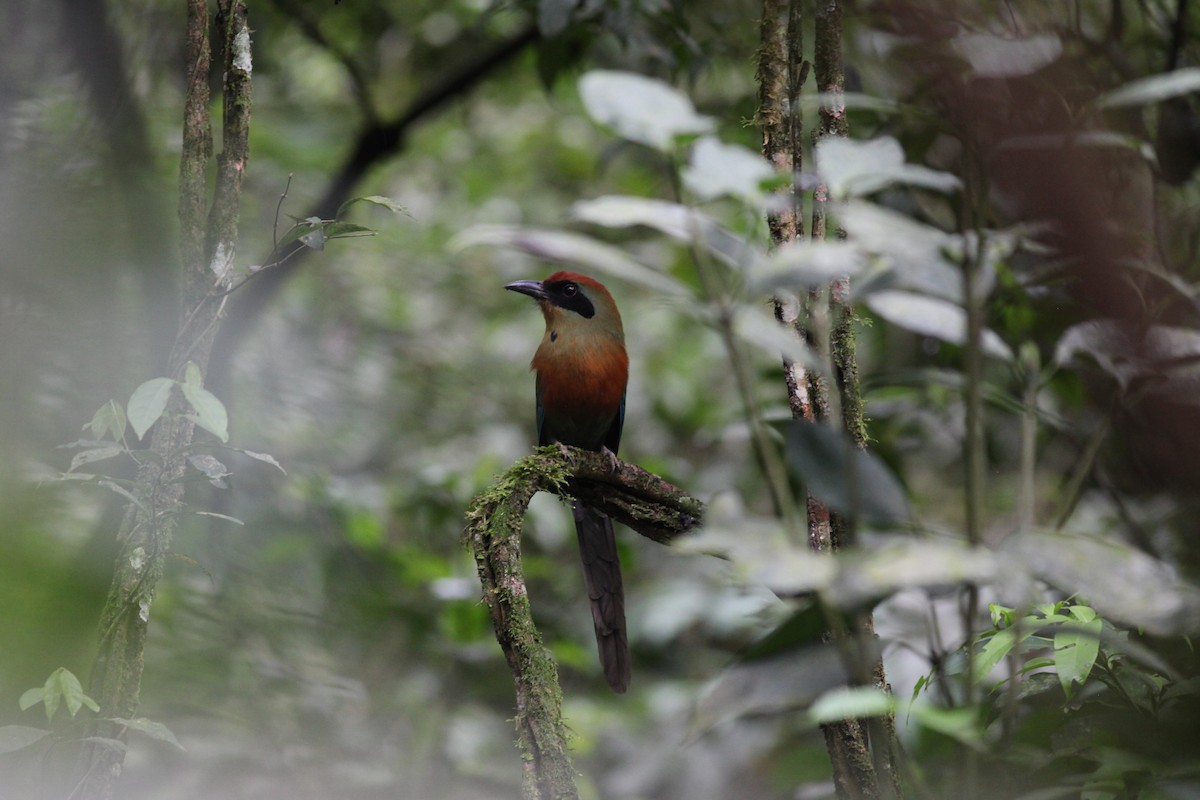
left=506, top=271, right=631, bottom=693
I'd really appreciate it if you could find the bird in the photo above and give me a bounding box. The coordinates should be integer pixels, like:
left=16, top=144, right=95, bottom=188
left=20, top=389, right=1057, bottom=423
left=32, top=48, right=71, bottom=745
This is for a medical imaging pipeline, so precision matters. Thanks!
left=505, top=271, right=631, bottom=693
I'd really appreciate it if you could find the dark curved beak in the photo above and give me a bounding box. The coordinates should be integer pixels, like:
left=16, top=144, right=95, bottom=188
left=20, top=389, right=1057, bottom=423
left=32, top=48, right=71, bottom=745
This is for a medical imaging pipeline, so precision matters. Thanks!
left=505, top=279, right=547, bottom=300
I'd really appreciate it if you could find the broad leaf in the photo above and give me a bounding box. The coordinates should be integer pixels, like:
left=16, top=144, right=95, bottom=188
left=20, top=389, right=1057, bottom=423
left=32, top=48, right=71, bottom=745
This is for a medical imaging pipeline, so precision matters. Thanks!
left=694, top=646, right=852, bottom=730
left=69, top=446, right=123, bottom=473
left=816, top=136, right=960, bottom=198
left=1054, top=608, right=1103, bottom=698
left=86, top=400, right=126, bottom=442
left=866, top=291, right=1013, bottom=360
left=335, top=194, right=406, bottom=218
left=0, top=726, right=51, bottom=755
left=579, top=70, right=713, bottom=151
left=570, top=195, right=758, bottom=271
left=237, top=448, right=287, bottom=474
left=835, top=202, right=971, bottom=302
left=181, top=384, right=229, bottom=443
left=113, top=717, right=186, bottom=750
left=749, top=240, right=867, bottom=293
left=187, top=454, right=230, bottom=487
left=781, top=420, right=910, bottom=524
left=1098, top=67, right=1200, bottom=108
left=127, top=378, right=175, bottom=440
left=809, top=687, right=895, bottom=724
left=683, top=136, right=777, bottom=203
left=1003, top=530, right=1200, bottom=636
left=952, top=32, right=1062, bottom=78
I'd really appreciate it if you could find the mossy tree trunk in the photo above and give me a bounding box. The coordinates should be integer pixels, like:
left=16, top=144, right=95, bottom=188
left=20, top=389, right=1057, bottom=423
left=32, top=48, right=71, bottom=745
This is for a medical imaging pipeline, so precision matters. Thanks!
left=72, top=2, right=252, bottom=798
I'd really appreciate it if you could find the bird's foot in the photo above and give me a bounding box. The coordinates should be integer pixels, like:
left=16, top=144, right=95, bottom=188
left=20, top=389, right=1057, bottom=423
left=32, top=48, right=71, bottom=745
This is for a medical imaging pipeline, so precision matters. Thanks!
left=556, top=442, right=573, bottom=463
left=600, top=445, right=620, bottom=474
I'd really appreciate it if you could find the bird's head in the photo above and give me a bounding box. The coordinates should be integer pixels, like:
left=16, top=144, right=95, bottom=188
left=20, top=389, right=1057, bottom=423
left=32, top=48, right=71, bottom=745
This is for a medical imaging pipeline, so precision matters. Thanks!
left=505, top=271, right=624, bottom=341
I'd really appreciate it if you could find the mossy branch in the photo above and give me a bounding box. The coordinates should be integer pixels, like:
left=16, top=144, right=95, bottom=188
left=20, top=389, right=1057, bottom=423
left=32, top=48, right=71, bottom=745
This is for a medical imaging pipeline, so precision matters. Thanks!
left=464, top=446, right=703, bottom=800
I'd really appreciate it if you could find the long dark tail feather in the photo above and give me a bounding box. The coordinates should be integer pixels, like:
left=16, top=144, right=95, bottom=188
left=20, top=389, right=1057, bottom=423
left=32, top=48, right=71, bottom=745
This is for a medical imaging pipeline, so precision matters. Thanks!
left=572, top=501, right=630, bottom=693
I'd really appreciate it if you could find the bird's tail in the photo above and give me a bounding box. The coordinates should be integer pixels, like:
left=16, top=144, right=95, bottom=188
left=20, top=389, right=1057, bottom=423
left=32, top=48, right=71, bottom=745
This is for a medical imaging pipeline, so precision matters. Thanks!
left=572, top=502, right=630, bottom=693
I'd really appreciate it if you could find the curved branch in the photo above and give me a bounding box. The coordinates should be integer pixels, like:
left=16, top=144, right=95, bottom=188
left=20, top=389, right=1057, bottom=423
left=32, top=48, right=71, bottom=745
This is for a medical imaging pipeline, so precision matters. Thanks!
left=464, top=447, right=702, bottom=799
left=210, top=22, right=542, bottom=390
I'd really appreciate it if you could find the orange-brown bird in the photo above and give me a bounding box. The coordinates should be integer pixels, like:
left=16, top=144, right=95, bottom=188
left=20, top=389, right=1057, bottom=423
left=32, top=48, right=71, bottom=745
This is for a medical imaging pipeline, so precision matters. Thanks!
left=506, top=271, right=631, bottom=693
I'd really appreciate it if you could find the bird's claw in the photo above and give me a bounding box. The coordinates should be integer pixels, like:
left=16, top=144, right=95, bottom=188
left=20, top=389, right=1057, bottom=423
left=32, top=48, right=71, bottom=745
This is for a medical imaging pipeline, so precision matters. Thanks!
left=600, top=446, right=620, bottom=474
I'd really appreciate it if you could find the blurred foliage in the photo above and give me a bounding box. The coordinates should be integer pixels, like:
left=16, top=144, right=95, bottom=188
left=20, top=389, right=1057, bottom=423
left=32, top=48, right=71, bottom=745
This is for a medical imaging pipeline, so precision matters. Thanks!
left=3, top=0, right=1200, bottom=799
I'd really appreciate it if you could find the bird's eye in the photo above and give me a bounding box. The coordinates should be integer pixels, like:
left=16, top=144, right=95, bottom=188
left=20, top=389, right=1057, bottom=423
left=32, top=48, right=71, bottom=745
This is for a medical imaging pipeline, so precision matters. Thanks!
left=562, top=283, right=578, bottom=297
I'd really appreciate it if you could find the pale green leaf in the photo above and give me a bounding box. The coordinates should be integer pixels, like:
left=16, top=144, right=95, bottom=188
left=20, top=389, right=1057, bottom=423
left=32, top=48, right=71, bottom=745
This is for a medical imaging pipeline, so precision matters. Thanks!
left=1054, top=616, right=1103, bottom=697
left=18, top=689, right=44, bottom=712
left=237, top=449, right=287, bottom=474
left=0, top=726, right=51, bottom=755
left=816, top=136, right=960, bottom=199
left=181, top=384, right=229, bottom=443
left=112, top=717, right=185, bottom=750
left=866, top=291, right=1013, bottom=360
left=183, top=361, right=202, bottom=389
left=127, top=378, right=176, bottom=440
left=808, top=687, right=894, bottom=724
left=908, top=704, right=986, bottom=749
left=86, top=400, right=126, bottom=442
left=98, top=480, right=145, bottom=510
left=579, top=70, right=713, bottom=151
left=952, top=32, right=1062, bottom=78
left=69, top=446, right=123, bottom=473
left=683, top=136, right=777, bottom=203
left=1098, top=67, right=1200, bottom=108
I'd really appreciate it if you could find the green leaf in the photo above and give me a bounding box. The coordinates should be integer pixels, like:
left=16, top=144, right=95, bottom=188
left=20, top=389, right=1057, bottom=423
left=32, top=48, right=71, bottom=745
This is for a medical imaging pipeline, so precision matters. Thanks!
left=682, top=136, right=777, bottom=203
left=335, top=194, right=407, bottom=218
left=181, top=383, right=229, bottom=442
left=569, top=196, right=757, bottom=271
left=39, top=668, right=97, bottom=722
left=183, top=361, right=203, bottom=389
left=835, top=201, right=969, bottom=303
left=780, top=420, right=910, bottom=524
left=908, top=704, right=985, bottom=749
left=973, top=628, right=1018, bottom=683
left=276, top=218, right=324, bottom=250
left=816, top=136, right=961, bottom=199
left=187, top=454, right=230, bottom=487
left=112, top=717, right=185, bottom=750
left=749, top=240, right=867, bottom=294
left=808, top=687, right=895, bottom=724
left=323, top=221, right=375, bottom=240
left=1002, top=530, right=1200, bottom=636
left=1098, top=67, right=1200, bottom=108
left=127, top=378, right=176, bottom=440
left=694, top=646, right=851, bottom=730
left=86, top=400, right=126, bottom=442
left=237, top=449, right=287, bottom=474
left=951, top=32, right=1062, bottom=78
left=193, top=511, right=245, bottom=526
left=1054, top=610, right=1103, bottom=698
left=578, top=70, right=713, bottom=151
left=69, top=446, right=124, bottom=473
left=866, top=291, right=1013, bottom=360
left=827, top=541, right=999, bottom=610
left=0, top=726, right=51, bottom=755
left=98, top=479, right=146, bottom=510
left=18, top=688, right=44, bottom=712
